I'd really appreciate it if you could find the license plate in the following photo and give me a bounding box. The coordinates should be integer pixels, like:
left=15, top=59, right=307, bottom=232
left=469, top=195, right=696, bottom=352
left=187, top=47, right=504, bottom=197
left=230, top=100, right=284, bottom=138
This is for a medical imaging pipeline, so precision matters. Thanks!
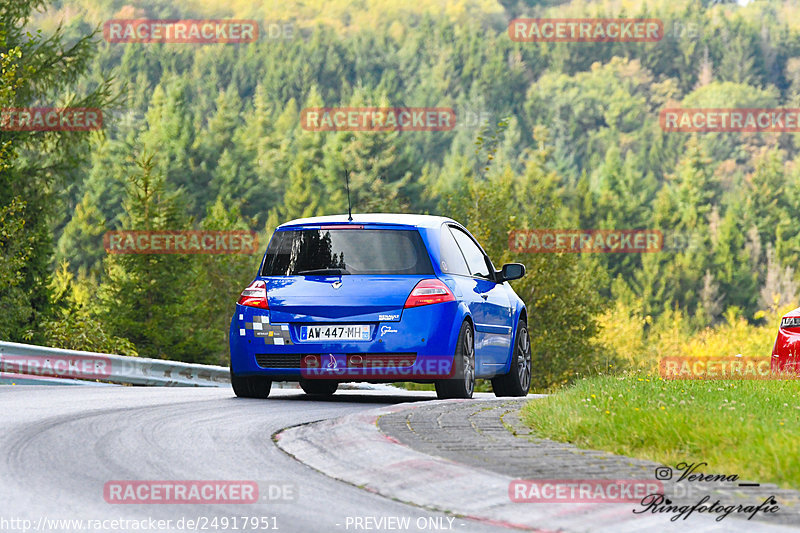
left=300, top=325, right=371, bottom=341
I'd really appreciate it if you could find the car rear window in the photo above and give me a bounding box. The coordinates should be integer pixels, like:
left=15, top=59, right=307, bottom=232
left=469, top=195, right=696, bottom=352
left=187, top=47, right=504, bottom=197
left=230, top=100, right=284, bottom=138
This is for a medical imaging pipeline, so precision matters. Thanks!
left=261, top=228, right=434, bottom=276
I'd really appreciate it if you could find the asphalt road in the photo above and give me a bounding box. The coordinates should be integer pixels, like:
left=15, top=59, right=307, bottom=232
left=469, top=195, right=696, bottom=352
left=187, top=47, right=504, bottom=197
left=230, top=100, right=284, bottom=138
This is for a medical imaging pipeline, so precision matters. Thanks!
left=0, top=386, right=503, bottom=533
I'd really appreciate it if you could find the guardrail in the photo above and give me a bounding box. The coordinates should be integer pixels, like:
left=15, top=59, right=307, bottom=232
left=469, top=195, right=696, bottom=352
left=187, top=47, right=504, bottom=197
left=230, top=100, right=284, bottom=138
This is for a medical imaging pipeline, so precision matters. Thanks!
left=0, top=341, right=230, bottom=387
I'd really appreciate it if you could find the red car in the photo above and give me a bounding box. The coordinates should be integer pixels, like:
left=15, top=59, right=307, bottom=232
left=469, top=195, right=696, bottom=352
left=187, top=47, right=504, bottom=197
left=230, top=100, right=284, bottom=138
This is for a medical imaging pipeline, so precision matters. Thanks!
left=772, top=310, right=800, bottom=373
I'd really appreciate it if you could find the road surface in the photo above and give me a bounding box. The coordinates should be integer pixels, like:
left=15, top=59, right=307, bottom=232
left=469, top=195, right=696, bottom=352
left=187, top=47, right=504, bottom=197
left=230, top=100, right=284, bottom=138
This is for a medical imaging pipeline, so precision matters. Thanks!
left=0, top=386, right=501, bottom=533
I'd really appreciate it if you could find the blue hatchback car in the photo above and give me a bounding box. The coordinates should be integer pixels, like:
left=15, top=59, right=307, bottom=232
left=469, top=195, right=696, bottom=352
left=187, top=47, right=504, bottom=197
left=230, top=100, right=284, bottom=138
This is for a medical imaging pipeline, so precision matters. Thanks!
left=229, top=214, right=530, bottom=399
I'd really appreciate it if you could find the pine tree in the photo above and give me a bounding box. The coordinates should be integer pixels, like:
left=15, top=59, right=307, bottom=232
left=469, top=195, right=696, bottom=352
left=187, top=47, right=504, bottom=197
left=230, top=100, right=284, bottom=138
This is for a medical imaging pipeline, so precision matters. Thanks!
left=0, top=0, right=112, bottom=342
left=98, top=154, right=216, bottom=362
left=140, top=78, right=198, bottom=212
left=193, top=198, right=259, bottom=364
left=55, top=192, right=107, bottom=277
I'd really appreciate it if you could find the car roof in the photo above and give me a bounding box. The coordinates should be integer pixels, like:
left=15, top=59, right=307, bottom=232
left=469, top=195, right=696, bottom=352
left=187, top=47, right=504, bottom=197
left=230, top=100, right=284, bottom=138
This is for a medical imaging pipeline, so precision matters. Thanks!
left=277, top=213, right=459, bottom=229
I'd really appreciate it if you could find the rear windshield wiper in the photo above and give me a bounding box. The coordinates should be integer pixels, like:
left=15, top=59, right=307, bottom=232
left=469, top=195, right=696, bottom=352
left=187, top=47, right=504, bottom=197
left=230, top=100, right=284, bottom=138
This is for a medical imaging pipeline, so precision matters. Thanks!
left=295, top=268, right=351, bottom=275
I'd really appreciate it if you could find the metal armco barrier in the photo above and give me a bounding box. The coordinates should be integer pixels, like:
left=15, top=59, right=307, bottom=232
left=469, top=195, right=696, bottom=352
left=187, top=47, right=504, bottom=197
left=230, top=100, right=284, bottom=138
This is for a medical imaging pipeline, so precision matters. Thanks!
left=0, top=341, right=230, bottom=387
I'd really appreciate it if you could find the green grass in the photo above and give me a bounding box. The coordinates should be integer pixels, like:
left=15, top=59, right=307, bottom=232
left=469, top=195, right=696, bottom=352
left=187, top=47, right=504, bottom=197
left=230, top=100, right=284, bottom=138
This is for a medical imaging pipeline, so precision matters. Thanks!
left=522, top=375, right=800, bottom=489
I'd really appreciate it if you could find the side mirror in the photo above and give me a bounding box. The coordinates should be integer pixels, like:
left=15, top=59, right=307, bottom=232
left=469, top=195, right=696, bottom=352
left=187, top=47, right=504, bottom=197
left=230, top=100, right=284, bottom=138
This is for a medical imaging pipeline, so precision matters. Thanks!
left=500, top=263, right=525, bottom=282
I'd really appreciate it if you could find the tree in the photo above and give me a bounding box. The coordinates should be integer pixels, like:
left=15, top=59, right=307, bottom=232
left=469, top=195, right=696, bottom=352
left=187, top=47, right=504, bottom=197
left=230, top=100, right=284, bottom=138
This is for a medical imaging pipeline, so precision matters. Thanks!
left=638, top=138, right=716, bottom=318
left=98, top=154, right=217, bottom=362
left=0, top=0, right=112, bottom=342
left=317, top=90, right=414, bottom=214
left=193, top=198, right=260, bottom=364
left=47, top=261, right=137, bottom=356
left=758, top=245, right=799, bottom=313
left=445, top=143, right=609, bottom=390
left=744, top=149, right=792, bottom=259
left=139, top=78, right=197, bottom=212
left=227, top=84, right=292, bottom=221
left=55, top=192, right=107, bottom=277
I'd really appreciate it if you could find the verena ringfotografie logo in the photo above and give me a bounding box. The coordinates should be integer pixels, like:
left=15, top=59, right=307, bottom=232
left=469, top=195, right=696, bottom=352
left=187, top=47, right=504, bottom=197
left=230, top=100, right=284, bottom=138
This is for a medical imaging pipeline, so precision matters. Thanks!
left=0, top=108, right=102, bottom=131
left=0, top=354, right=111, bottom=380
left=509, top=479, right=663, bottom=503
left=660, top=108, right=800, bottom=133
left=659, top=356, right=780, bottom=380
left=638, top=463, right=781, bottom=523
left=509, top=18, right=663, bottom=42
left=103, top=230, right=258, bottom=255
left=300, top=107, right=456, bottom=132
left=509, top=229, right=663, bottom=253
left=103, top=19, right=259, bottom=43
left=300, top=354, right=455, bottom=380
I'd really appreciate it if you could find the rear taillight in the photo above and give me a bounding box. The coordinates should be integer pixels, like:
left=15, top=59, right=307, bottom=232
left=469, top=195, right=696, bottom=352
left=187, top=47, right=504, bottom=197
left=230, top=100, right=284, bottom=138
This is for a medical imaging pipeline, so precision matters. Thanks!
left=237, top=280, right=268, bottom=309
left=404, top=279, right=455, bottom=308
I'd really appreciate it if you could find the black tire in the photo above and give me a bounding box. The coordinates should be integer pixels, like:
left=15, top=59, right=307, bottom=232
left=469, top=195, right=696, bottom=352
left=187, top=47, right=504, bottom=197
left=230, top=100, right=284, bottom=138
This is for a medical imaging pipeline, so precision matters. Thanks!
left=231, top=372, right=272, bottom=399
left=299, top=379, right=338, bottom=396
left=491, top=319, right=531, bottom=397
left=435, top=320, right=475, bottom=399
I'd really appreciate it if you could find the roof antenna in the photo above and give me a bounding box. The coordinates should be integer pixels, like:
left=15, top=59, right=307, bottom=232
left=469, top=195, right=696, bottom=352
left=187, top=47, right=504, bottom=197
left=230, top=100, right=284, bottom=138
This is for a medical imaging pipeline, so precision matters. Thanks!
left=345, top=168, right=353, bottom=221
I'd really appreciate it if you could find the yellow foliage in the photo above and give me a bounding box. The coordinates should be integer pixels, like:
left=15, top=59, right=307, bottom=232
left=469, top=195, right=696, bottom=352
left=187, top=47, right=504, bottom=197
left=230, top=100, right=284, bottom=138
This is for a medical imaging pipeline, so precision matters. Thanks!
left=32, top=0, right=800, bottom=37
left=35, top=0, right=503, bottom=32
left=596, top=300, right=798, bottom=372
left=678, top=305, right=795, bottom=361
left=595, top=299, right=648, bottom=368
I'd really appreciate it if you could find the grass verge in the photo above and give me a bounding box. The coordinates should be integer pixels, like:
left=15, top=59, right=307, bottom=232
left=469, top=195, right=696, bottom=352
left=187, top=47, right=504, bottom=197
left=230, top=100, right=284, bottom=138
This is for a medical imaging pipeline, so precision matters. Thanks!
left=521, top=375, right=800, bottom=489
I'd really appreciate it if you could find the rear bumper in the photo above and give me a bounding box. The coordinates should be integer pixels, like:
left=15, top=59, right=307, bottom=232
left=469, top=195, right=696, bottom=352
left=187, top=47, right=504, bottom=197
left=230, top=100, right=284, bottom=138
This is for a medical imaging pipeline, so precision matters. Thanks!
left=230, top=301, right=462, bottom=381
left=772, top=327, right=800, bottom=374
